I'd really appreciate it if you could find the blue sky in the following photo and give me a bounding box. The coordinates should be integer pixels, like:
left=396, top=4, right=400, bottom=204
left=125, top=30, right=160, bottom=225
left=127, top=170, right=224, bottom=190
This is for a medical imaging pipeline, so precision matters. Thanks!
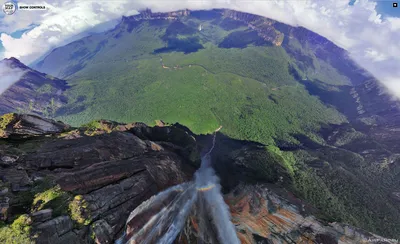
left=349, top=0, right=400, bottom=17
left=374, top=0, right=400, bottom=17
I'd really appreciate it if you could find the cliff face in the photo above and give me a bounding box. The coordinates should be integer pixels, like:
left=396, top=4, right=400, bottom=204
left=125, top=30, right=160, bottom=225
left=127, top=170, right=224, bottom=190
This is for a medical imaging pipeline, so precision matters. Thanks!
left=175, top=185, right=396, bottom=244
left=0, top=114, right=390, bottom=243
left=120, top=8, right=191, bottom=23
left=120, top=8, right=284, bottom=46
left=0, top=58, right=68, bottom=117
left=0, top=114, right=199, bottom=243
left=137, top=8, right=190, bottom=19
left=222, top=9, right=284, bottom=46
left=225, top=185, right=396, bottom=244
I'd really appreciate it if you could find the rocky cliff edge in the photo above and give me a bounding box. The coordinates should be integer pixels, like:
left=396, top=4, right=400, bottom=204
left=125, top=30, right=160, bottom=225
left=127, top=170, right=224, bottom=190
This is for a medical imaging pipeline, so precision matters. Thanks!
left=0, top=113, right=396, bottom=244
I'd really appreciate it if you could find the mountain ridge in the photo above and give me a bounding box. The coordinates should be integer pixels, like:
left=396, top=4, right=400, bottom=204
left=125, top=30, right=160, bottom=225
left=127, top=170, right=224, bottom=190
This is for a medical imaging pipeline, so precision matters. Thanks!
left=0, top=57, right=68, bottom=117
left=1, top=8, right=400, bottom=240
left=33, top=8, right=285, bottom=78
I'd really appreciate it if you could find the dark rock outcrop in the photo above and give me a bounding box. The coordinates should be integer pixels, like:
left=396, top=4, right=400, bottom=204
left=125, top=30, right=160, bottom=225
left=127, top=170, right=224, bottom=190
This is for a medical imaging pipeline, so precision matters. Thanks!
left=33, top=216, right=76, bottom=243
left=25, top=132, right=147, bottom=169
left=1, top=113, right=397, bottom=243
left=0, top=168, right=31, bottom=192
left=195, top=133, right=291, bottom=192
left=0, top=113, right=69, bottom=139
left=31, top=209, right=52, bottom=223
left=0, top=114, right=199, bottom=243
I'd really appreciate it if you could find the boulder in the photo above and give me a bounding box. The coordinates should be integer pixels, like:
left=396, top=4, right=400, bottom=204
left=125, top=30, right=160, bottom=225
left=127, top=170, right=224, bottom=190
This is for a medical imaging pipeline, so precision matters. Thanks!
left=31, top=209, right=53, bottom=223
left=0, top=168, right=32, bottom=191
left=91, top=220, right=113, bottom=244
left=34, top=216, right=74, bottom=243
left=0, top=155, right=18, bottom=167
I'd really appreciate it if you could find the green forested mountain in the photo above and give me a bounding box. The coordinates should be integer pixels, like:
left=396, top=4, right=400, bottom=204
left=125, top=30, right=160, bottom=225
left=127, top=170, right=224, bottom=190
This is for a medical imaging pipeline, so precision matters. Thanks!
left=11, top=9, right=400, bottom=238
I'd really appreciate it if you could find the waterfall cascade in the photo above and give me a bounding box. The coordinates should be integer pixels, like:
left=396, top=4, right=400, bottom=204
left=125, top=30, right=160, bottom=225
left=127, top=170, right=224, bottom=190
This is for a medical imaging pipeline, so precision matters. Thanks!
left=117, top=126, right=239, bottom=244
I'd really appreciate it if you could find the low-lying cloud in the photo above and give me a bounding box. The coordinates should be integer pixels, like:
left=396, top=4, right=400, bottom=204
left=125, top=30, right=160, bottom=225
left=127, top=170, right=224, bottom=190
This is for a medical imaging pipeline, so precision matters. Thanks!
left=0, top=61, right=27, bottom=95
left=0, top=0, right=399, bottom=98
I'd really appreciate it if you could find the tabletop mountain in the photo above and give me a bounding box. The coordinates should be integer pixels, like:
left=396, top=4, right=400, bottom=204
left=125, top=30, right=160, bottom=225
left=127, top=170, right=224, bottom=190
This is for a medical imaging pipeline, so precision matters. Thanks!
left=1, top=8, right=399, bottom=242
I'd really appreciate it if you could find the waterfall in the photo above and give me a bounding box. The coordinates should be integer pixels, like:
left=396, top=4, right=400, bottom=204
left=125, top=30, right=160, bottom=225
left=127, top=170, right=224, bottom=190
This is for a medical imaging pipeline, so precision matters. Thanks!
left=117, top=126, right=239, bottom=244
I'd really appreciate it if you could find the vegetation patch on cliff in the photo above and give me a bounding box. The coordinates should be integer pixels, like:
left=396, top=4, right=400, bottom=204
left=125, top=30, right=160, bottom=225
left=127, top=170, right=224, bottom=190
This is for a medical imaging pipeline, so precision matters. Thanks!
left=69, top=195, right=91, bottom=226
left=0, top=215, right=32, bottom=244
left=32, top=186, right=71, bottom=217
left=0, top=113, right=16, bottom=137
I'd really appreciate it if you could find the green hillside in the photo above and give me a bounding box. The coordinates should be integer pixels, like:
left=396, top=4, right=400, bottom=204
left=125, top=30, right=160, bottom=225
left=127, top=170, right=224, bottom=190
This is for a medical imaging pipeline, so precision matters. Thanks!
left=41, top=16, right=346, bottom=145
left=33, top=9, right=400, bottom=238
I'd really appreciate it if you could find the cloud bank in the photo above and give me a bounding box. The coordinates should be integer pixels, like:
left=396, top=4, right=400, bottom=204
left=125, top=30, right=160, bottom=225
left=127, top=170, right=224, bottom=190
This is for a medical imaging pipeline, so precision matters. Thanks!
left=0, top=61, right=27, bottom=95
left=0, top=0, right=399, bottom=97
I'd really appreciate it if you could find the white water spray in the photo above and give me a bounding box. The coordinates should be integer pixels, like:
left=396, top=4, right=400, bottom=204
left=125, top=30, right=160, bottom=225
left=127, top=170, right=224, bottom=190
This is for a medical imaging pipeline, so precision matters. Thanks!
left=117, top=126, right=240, bottom=244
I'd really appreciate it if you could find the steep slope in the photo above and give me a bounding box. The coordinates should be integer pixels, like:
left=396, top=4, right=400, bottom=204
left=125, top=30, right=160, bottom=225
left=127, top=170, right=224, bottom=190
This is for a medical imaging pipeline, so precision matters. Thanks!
left=33, top=8, right=399, bottom=142
left=0, top=58, right=68, bottom=117
left=34, top=9, right=347, bottom=144
left=0, top=114, right=396, bottom=244
left=31, top=9, right=400, bottom=239
left=177, top=184, right=396, bottom=244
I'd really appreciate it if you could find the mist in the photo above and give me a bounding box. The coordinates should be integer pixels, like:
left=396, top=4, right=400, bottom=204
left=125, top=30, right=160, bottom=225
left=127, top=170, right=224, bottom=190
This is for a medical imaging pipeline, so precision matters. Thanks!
left=0, top=61, right=27, bottom=95
left=118, top=129, right=240, bottom=244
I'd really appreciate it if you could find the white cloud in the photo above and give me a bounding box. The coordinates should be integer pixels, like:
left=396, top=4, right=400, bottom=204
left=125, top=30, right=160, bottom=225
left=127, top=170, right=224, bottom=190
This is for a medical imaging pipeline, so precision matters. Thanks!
left=0, top=60, right=27, bottom=95
left=0, top=0, right=399, bottom=98
left=387, top=17, right=400, bottom=31
left=0, top=0, right=136, bottom=63
left=364, top=48, right=388, bottom=62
